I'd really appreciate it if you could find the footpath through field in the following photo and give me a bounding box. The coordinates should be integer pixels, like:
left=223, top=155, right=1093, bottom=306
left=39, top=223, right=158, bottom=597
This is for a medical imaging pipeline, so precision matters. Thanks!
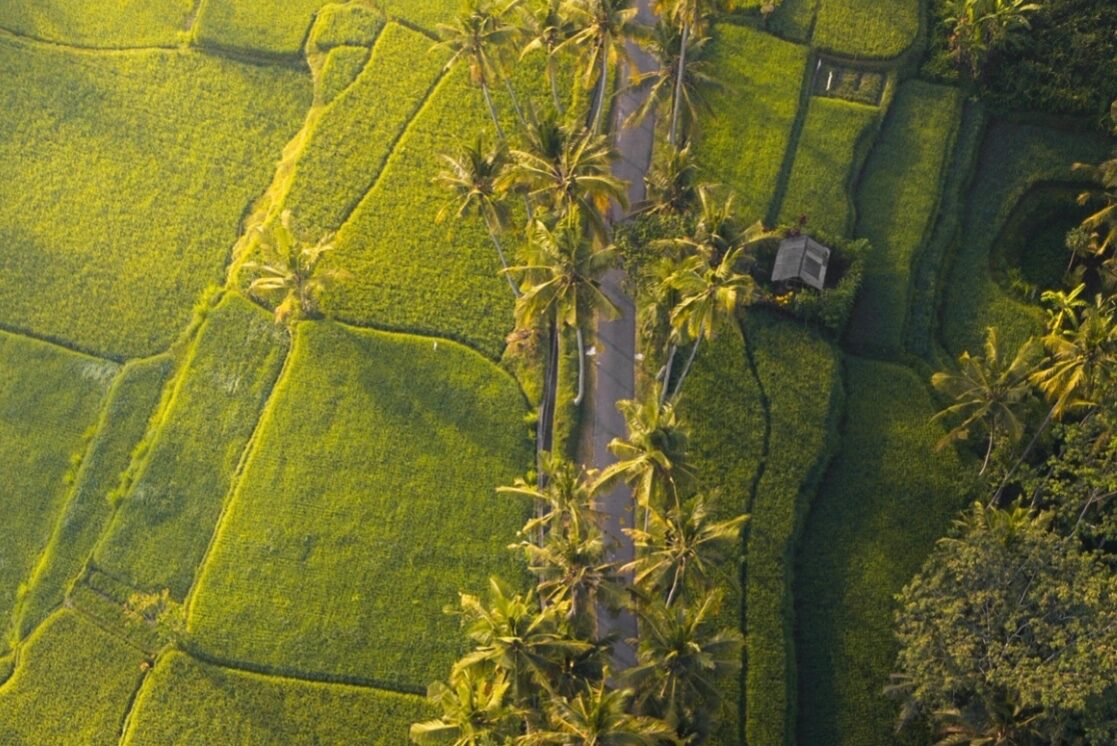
left=584, top=0, right=657, bottom=669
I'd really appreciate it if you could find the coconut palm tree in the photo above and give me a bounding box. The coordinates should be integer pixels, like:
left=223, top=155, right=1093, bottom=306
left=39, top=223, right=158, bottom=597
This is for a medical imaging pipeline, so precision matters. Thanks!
left=244, top=210, right=344, bottom=325
left=521, top=684, right=678, bottom=745
left=623, top=496, right=745, bottom=607
left=1074, top=150, right=1117, bottom=260
left=502, top=455, right=601, bottom=540
left=641, top=143, right=701, bottom=217
left=628, top=21, right=720, bottom=147
left=931, top=327, right=1041, bottom=475
left=1032, top=292, right=1117, bottom=419
left=623, top=592, right=743, bottom=735
left=942, top=0, right=1040, bottom=78
left=520, top=0, right=575, bottom=113
left=654, top=0, right=718, bottom=146
left=436, top=138, right=520, bottom=296
left=560, top=0, right=639, bottom=134
left=411, top=670, right=520, bottom=745
left=503, top=118, right=628, bottom=240
left=435, top=0, right=522, bottom=140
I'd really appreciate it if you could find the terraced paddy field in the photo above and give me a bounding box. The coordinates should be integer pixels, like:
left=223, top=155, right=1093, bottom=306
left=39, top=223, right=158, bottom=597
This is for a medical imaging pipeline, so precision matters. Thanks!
left=1, top=0, right=1112, bottom=742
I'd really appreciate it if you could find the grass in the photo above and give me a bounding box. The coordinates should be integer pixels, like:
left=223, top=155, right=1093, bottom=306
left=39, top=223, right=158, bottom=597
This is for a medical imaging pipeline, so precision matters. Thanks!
left=0, top=609, right=146, bottom=745
left=187, top=321, right=532, bottom=690
left=13, top=355, right=173, bottom=642
left=778, top=96, right=880, bottom=236
left=282, top=22, right=446, bottom=238
left=93, top=293, right=290, bottom=600
left=0, top=331, right=113, bottom=650
left=0, top=37, right=310, bottom=359
left=742, top=309, right=841, bottom=746
left=316, top=45, right=370, bottom=104
left=795, top=356, right=973, bottom=746
left=813, top=0, right=921, bottom=59
left=696, top=24, right=809, bottom=222
left=847, top=81, right=961, bottom=355
left=123, top=651, right=433, bottom=744
left=0, top=0, right=192, bottom=47
left=679, top=322, right=767, bottom=746
left=941, top=119, right=1113, bottom=357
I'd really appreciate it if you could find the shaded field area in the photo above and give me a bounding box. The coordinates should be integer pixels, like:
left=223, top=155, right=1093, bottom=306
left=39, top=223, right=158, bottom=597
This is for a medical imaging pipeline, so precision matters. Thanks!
left=0, top=37, right=310, bottom=359
left=188, top=321, right=532, bottom=690
left=795, top=357, right=973, bottom=746
left=0, top=0, right=192, bottom=47
left=123, top=651, right=432, bottom=744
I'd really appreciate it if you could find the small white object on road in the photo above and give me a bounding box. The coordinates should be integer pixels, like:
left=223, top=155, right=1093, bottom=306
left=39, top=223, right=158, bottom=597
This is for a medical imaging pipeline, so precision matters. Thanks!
left=634, top=353, right=644, bottom=361
left=586, top=346, right=597, bottom=357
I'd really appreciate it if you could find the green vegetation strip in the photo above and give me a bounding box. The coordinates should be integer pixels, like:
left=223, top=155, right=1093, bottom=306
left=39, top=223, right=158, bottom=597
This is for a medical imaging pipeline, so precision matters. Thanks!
left=14, top=355, right=172, bottom=641
left=188, top=321, right=532, bottom=689
left=0, top=610, right=146, bottom=745
left=743, top=310, right=840, bottom=746
left=778, top=96, right=880, bottom=237
left=813, top=0, right=920, bottom=59
left=0, top=331, right=112, bottom=645
left=941, top=119, right=1112, bottom=356
left=795, top=357, right=972, bottom=746
left=0, top=0, right=191, bottom=48
left=123, top=651, right=433, bottom=744
left=680, top=323, right=766, bottom=745
left=696, top=24, right=808, bottom=221
left=847, top=81, right=960, bottom=354
left=94, top=293, right=290, bottom=600
left=0, top=38, right=310, bottom=359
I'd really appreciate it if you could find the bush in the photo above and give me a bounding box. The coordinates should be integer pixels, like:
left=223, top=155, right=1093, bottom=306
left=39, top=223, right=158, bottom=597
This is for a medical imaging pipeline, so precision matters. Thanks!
left=846, top=80, right=961, bottom=355
left=0, top=332, right=112, bottom=644
left=187, top=321, right=532, bottom=690
left=14, top=354, right=172, bottom=641
left=795, top=357, right=973, bottom=746
left=0, top=610, right=147, bottom=745
left=94, top=293, right=290, bottom=600
left=123, top=650, right=433, bottom=744
left=0, top=37, right=310, bottom=359
left=695, top=24, right=809, bottom=221
left=0, top=0, right=191, bottom=47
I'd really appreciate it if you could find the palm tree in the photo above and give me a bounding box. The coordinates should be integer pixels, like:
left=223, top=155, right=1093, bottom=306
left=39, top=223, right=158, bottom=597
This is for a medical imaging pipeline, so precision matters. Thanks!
left=520, top=0, right=575, bottom=113
left=1074, top=150, right=1117, bottom=260
left=654, top=0, right=717, bottom=147
left=411, top=670, right=520, bottom=745
left=622, top=496, right=746, bottom=607
left=435, top=138, right=520, bottom=296
left=435, top=0, right=522, bottom=141
left=623, top=592, right=743, bottom=734
left=244, top=210, right=344, bottom=325
left=521, top=684, right=678, bottom=745
left=942, top=0, right=1040, bottom=78
left=930, top=327, right=1040, bottom=475
left=1032, top=292, right=1117, bottom=419
left=560, top=0, right=639, bottom=134
left=501, top=454, right=601, bottom=541
left=597, top=390, right=691, bottom=532
left=503, top=118, right=628, bottom=240
left=641, top=143, right=700, bottom=217
left=632, top=19, right=719, bottom=147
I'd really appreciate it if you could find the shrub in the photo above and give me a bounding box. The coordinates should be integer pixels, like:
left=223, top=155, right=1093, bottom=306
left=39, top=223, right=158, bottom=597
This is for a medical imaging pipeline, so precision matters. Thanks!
left=123, top=651, right=433, bottom=744
left=795, top=357, right=974, bottom=746
left=0, top=610, right=146, bottom=745
left=0, top=37, right=310, bottom=359
left=93, top=293, right=290, bottom=600
left=0, top=332, right=111, bottom=645
left=187, top=321, right=532, bottom=690
left=847, top=81, right=961, bottom=355
left=14, top=354, right=172, bottom=641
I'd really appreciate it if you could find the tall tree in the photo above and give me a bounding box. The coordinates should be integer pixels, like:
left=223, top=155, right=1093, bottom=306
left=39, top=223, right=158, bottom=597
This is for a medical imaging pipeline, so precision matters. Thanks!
left=520, top=0, right=575, bottom=113
left=1074, top=134, right=1117, bottom=266
left=560, top=0, right=639, bottom=134
left=651, top=0, right=715, bottom=146
left=942, top=0, right=1041, bottom=78
left=641, top=143, right=701, bottom=216
left=521, top=684, right=679, bottom=745
left=410, top=670, right=521, bottom=746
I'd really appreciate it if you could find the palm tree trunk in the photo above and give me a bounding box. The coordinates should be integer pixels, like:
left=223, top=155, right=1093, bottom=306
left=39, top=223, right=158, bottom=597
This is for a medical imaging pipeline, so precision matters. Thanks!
left=504, top=78, right=527, bottom=127
left=980, top=430, right=995, bottom=476
left=481, top=80, right=506, bottom=142
left=670, top=329, right=703, bottom=403
left=549, top=57, right=564, bottom=114
left=589, top=45, right=609, bottom=134
left=665, top=563, right=683, bottom=607
left=668, top=22, right=689, bottom=148
left=573, top=326, right=586, bottom=405
left=486, top=218, right=520, bottom=296
left=537, top=316, right=560, bottom=484
left=659, top=343, right=678, bottom=405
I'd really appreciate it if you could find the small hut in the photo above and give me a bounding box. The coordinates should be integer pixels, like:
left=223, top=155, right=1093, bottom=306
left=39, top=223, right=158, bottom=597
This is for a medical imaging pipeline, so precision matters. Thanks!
left=772, top=235, right=831, bottom=290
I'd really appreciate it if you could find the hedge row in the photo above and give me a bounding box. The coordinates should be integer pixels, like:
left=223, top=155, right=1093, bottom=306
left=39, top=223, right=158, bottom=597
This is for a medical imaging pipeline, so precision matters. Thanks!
left=742, top=309, right=841, bottom=746
left=0, top=610, right=146, bottom=745
left=795, top=357, right=973, bottom=746
left=847, top=80, right=961, bottom=355
left=14, top=354, right=172, bottom=641
left=941, top=118, right=1112, bottom=357
left=123, top=651, right=433, bottom=744
left=94, top=293, right=290, bottom=600
left=0, top=331, right=111, bottom=646
left=0, top=37, right=310, bottom=359
left=188, top=321, right=532, bottom=690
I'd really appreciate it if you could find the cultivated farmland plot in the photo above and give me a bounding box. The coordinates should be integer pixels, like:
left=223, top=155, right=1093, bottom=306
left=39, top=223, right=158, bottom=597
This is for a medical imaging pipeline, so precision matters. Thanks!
left=0, top=0, right=1112, bottom=742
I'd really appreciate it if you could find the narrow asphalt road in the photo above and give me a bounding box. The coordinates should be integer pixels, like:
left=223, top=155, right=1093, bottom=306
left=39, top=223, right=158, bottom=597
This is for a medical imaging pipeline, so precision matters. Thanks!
left=586, top=0, right=657, bottom=670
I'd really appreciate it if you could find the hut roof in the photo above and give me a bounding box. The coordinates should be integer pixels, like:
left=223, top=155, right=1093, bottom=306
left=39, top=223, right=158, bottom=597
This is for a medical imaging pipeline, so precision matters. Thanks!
left=772, top=235, right=831, bottom=290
